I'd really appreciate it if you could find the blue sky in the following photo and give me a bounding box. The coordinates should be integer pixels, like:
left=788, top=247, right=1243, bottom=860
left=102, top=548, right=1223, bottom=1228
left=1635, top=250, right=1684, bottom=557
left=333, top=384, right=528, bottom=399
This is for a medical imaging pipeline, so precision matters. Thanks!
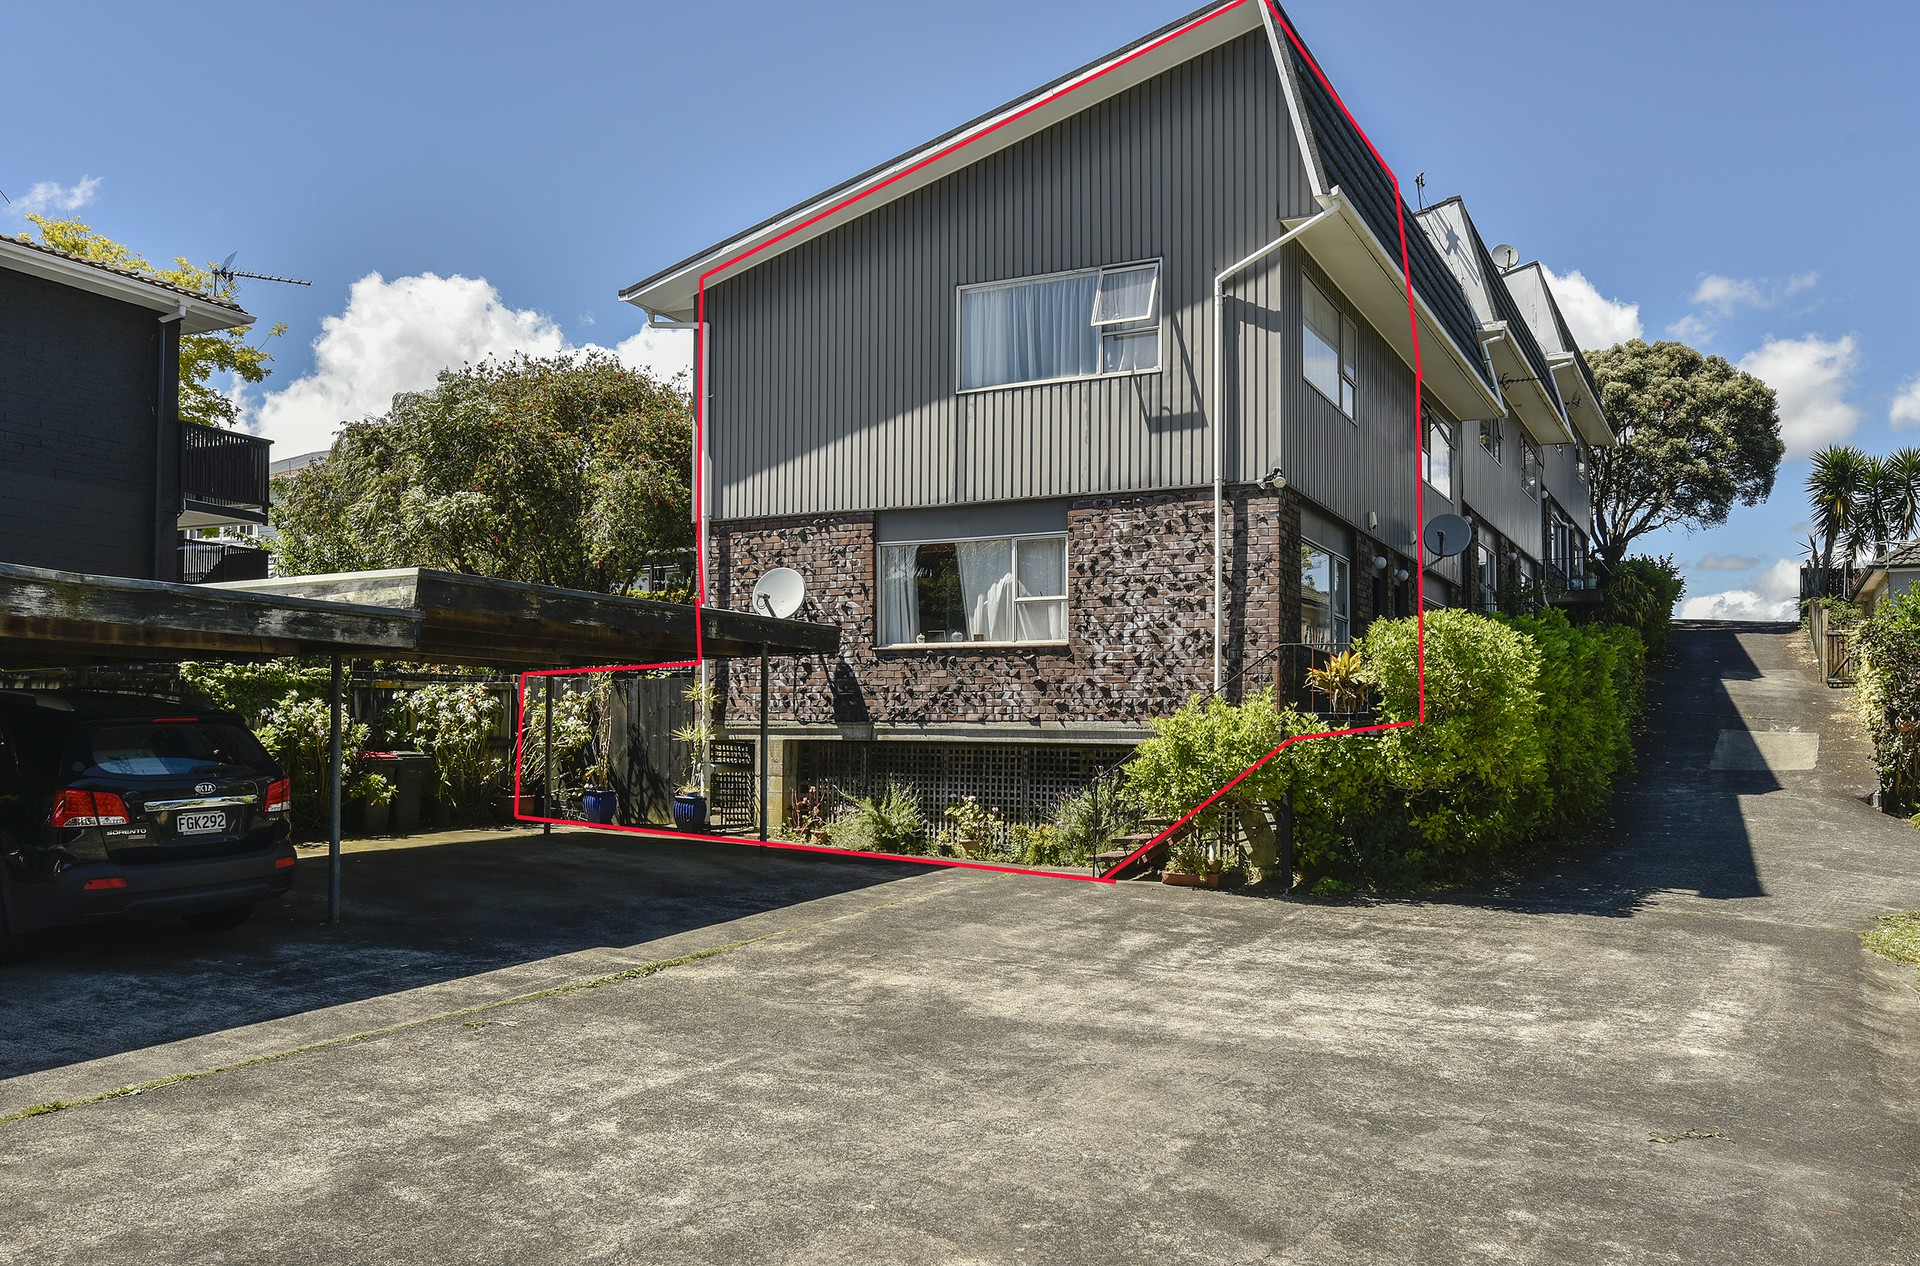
left=8, top=0, right=1917, bottom=618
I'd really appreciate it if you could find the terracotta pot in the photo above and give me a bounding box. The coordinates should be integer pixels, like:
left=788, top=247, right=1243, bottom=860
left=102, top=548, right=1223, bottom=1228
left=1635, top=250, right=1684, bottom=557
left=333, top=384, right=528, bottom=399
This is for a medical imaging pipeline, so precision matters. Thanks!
left=1162, top=871, right=1223, bottom=888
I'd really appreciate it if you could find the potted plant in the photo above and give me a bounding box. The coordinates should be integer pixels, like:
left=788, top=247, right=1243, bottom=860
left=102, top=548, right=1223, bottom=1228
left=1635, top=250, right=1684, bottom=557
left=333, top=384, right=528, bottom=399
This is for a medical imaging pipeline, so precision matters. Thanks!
left=670, top=680, right=717, bottom=832
left=788, top=785, right=833, bottom=845
left=1162, top=832, right=1222, bottom=888
left=580, top=677, right=618, bottom=825
left=942, top=796, right=1000, bottom=858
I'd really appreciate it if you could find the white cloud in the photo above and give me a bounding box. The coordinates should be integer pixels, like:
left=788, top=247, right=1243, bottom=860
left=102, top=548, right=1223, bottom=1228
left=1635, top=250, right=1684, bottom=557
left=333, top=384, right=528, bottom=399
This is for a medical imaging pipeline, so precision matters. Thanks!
left=252, top=272, right=693, bottom=457
left=1542, top=265, right=1642, bottom=350
left=1696, top=552, right=1763, bottom=571
left=1670, top=272, right=1820, bottom=342
left=1737, top=333, right=1861, bottom=456
left=9, top=175, right=102, bottom=218
left=1680, top=558, right=1800, bottom=622
left=1891, top=376, right=1920, bottom=430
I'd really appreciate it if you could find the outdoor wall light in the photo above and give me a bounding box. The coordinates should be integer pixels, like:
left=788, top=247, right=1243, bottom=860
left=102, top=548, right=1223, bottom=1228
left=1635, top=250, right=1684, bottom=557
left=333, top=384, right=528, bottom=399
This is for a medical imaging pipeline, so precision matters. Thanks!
left=1372, top=555, right=1388, bottom=571
left=1257, top=467, right=1287, bottom=493
left=1394, top=568, right=1410, bottom=582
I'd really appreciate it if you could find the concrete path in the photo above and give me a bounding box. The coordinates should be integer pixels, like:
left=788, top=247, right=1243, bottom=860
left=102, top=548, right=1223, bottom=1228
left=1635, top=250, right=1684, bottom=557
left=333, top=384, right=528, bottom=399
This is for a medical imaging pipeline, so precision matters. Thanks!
left=1, top=623, right=1916, bottom=1265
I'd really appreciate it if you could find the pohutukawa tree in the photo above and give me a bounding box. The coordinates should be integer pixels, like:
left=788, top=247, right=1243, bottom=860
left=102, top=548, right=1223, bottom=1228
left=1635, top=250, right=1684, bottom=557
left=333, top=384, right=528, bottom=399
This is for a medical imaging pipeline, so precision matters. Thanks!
left=273, top=353, right=694, bottom=595
left=1584, top=340, right=1784, bottom=572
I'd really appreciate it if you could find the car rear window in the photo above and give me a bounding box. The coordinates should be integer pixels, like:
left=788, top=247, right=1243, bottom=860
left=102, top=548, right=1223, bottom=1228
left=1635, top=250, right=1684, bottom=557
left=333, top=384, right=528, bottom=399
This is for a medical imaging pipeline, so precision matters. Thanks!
left=74, top=722, right=273, bottom=779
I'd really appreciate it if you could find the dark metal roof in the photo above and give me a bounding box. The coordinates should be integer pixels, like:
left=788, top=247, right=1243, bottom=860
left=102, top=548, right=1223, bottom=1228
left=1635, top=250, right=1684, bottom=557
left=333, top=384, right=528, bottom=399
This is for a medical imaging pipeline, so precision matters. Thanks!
left=0, top=233, right=249, bottom=316
left=1872, top=541, right=1920, bottom=570
left=1273, top=26, right=1492, bottom=392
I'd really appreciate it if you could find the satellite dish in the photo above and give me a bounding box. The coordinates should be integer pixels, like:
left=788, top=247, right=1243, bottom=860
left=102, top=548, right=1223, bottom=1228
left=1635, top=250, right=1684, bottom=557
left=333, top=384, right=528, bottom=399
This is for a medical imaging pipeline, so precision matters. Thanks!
left=1491, top=243, right=1520, bottom=271
left=750, top=567, right=806, bottom=619
left=1423, top=514, right=1474, bottom=559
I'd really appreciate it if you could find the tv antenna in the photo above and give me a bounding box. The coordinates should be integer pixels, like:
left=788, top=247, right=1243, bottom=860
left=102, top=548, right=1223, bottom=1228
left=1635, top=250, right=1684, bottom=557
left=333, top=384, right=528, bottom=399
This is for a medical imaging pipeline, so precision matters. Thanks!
left=1414, top=171, right=1427, bottom=210
left=212, top=252, right=312, bottom=290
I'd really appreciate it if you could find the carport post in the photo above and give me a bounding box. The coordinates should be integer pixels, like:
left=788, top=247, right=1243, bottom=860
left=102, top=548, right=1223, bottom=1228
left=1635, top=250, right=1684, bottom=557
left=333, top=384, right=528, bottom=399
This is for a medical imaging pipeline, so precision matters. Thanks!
left=542, top=676, right=554, bottom=837
left=327, top=653, right=344, bottom=925
left=759, top=645, right=770, bottom=843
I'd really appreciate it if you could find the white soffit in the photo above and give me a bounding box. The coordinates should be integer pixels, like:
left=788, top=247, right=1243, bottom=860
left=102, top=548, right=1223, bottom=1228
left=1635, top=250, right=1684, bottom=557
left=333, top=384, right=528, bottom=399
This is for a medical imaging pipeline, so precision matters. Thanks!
left=1289, top=192, right=1502, bottom=424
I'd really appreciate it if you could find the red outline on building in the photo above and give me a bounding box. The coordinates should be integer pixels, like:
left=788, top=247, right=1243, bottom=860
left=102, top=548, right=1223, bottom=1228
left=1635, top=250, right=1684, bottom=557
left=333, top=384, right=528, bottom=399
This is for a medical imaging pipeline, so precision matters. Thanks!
left=516, top=0, right=1430, bottom=885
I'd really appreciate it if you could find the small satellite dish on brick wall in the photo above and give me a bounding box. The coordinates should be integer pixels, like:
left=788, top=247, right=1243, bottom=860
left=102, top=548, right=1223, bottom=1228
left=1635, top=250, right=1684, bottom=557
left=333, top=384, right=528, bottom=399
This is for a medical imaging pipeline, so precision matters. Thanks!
left=1423, top=514, right=1473, bottom=559
left=751, top=568, right=806, bottom=619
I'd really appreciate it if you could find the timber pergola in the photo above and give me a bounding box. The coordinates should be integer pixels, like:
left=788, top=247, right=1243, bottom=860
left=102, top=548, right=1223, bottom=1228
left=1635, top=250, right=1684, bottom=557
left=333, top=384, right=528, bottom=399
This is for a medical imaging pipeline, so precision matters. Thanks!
left=0, top=563, right=838, bottom=921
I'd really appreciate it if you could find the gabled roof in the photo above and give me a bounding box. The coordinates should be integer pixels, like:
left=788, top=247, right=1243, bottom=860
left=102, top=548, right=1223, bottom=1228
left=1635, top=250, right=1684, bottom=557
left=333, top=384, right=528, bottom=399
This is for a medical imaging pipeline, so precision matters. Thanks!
left=0, top=233, right=252, bottom=336
left=1414, top=197, right=1573, bottom=444
left=621, top=1, right=1265, bottom=319
left=1871, top=541, right=1920, bottom=570
left=1499, top=259, right=1615, bottom=447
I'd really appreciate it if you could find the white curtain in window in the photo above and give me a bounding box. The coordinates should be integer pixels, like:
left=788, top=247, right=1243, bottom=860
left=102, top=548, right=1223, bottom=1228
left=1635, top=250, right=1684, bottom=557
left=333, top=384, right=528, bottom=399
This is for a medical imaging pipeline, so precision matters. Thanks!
left=1014, top=538, right=1067, bottom=641
left=961, top=273, right=1101, bottom=390
left=877, top=544, right=921, bottom=645
left=956, top=539, right=1015, bottom=641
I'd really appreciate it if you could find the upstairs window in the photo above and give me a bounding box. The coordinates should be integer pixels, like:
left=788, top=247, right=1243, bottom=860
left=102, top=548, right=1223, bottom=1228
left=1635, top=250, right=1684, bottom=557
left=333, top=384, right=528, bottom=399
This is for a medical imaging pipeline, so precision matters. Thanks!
left=1521, top=437, right=1541, bottom=498
left=1481, top=416, right=1505, bottom=465
left=1303, top=278, right=1357, bottom=417
left=959, top=262, right=1161, bottom=391
left=1424, top=410, right=1454, bottom=496
left=878, top=535, right=1068, bottom=646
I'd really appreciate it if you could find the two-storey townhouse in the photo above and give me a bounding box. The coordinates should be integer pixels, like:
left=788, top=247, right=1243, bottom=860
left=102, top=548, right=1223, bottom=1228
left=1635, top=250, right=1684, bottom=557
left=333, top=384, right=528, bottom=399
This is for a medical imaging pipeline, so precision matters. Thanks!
left=621, top=2, right=1608, bottom=826
left=0, top=234, right=272, bottom=583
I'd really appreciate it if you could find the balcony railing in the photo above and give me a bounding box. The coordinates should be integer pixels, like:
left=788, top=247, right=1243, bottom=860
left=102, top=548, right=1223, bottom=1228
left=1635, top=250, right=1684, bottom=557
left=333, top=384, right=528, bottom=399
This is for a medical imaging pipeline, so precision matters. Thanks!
left=182, top=423, right=271, bottom=514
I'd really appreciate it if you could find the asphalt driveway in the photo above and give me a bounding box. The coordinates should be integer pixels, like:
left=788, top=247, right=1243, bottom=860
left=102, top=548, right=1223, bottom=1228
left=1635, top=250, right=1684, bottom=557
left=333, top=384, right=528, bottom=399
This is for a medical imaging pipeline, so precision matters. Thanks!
left=2, top=622, right=1916, bottom=1265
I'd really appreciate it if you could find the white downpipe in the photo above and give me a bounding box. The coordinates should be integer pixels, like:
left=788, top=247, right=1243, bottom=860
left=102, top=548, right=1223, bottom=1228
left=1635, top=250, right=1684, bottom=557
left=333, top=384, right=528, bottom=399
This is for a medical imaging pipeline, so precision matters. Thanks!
left=1211, top=203, right=1338, bottom=694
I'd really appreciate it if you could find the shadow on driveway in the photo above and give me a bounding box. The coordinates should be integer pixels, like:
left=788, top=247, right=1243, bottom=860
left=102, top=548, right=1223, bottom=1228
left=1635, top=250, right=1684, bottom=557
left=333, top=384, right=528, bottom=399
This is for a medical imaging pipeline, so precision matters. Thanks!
left=0, top=828, right=920, bottom=1081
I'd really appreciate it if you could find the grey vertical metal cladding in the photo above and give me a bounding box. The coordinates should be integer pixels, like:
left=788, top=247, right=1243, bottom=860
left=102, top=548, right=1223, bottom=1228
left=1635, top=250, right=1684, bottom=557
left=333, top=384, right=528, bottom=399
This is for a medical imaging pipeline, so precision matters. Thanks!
left=706, top=31, right=1325, bottom=522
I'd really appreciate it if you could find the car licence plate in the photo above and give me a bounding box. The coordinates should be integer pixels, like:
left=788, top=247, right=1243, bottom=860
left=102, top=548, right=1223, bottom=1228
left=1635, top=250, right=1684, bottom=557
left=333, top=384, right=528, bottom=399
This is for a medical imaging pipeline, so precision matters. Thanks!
left=176, top=811, right=227, bottom=835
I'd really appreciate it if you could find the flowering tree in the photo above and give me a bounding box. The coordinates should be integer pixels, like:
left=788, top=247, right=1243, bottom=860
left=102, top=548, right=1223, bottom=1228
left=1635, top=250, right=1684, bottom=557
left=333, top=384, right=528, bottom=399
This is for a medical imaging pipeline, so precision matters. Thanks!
left=273, top=353, right=693, bottom=596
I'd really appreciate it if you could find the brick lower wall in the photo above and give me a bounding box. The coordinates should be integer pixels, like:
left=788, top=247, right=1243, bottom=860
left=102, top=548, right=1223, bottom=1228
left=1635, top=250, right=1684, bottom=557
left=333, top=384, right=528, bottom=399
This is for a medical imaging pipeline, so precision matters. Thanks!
left=710, top=486, right=1299, bottom=729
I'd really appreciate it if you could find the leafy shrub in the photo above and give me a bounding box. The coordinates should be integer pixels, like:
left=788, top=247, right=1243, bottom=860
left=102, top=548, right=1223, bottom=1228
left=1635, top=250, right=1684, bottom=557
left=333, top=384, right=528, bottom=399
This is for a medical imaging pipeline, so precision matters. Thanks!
left=392, top=682, right=506, bottom=816
left=181, top=660, right=391, bottom=838
left=828, top=783, right=925, bottom=854
left=1601, top=555, right=1686, bottom=657
left=1010, top=822, right=1080, bottom=868
left=1855, top=587, right=1920, bottom=812
left=1120, top=609, right=1647, bottom=892
left=1053, top=780, right=1143, bottom=865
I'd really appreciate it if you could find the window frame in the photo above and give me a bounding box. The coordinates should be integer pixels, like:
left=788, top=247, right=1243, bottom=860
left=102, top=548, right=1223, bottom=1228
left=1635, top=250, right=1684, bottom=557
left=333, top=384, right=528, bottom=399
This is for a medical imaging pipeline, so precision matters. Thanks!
left=1299, top=538, right=1352, bottom=647
left=1423, top=409, right=1454, bottom=497
left=1481, top=416, right=1505, bottom=465
left=955, top=260, right=1165, bottom=395
left=1302, top=277, right=1359, bottom=420
left=874, top=530, right=1072, bottom=649
left=1520, top=436, right=1541, bottom=498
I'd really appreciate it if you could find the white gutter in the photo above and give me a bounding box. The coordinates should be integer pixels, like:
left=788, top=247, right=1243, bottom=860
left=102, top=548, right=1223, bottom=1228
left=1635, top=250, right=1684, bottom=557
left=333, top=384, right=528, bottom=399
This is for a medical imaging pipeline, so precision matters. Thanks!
left=1211, top=202, right=1339, bottom=694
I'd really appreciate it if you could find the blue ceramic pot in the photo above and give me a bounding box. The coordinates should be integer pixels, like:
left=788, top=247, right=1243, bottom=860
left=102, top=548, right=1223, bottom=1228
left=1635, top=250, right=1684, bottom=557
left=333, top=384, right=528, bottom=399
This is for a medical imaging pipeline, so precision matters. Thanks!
left=671, top=792, right=709, bottom=832
left=583, top=789, right=618, bottom=825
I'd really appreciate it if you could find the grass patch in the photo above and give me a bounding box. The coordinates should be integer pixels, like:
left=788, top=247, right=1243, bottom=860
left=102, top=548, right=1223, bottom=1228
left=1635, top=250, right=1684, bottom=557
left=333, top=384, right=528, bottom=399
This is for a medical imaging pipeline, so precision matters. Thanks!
left=1863, top=911, right=1920, bottom=973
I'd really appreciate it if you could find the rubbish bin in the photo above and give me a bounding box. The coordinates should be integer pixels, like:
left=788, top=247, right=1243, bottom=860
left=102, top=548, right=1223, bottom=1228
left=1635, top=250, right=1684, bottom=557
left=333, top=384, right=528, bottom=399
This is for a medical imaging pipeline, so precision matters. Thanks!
left=357, top=750, right=432, bottom=835
left=387, top=751, right=432, bottom=834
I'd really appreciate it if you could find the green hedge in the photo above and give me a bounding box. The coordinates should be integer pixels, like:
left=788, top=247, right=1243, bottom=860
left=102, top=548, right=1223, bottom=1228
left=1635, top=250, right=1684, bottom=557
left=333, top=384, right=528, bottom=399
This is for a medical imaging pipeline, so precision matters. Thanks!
left=1123, top=608, right=1646, bottom=891
left=1855, top=587, right=1920, bottom=812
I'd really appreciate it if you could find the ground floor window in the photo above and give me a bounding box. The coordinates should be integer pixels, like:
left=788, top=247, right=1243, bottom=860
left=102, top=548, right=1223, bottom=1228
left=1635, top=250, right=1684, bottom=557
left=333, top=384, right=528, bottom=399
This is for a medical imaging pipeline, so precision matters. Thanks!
left=878, top=535, right=1067, bottom=646
left=1301, top=540, right=1351, bottom=645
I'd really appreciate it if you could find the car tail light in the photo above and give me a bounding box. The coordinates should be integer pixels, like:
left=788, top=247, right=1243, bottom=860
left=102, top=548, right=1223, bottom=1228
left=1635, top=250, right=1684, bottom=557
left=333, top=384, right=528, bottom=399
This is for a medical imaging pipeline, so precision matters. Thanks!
left=265, top=778, right=291, bottom=814
left=82, top=877, right=128, bottom=891
left=274, top=856, right=296, bottom=870
left=52, top=789, right=129, bottom=829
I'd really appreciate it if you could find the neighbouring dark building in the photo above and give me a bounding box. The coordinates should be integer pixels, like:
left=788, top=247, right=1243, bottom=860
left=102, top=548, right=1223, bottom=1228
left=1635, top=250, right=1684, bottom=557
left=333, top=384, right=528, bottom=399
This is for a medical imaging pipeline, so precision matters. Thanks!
left=0, top=233, right=272, bottom=583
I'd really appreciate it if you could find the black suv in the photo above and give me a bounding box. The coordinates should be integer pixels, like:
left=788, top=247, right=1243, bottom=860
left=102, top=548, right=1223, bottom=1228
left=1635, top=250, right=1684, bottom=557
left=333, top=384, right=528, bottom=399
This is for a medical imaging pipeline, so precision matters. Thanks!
left=0, top=691, right=295, bottom=959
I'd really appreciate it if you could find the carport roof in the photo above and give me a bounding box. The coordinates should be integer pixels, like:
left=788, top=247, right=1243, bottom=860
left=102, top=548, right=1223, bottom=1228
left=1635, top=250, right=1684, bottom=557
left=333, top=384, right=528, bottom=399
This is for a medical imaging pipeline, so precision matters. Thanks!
left=0, top=563, right=837, bottom=670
